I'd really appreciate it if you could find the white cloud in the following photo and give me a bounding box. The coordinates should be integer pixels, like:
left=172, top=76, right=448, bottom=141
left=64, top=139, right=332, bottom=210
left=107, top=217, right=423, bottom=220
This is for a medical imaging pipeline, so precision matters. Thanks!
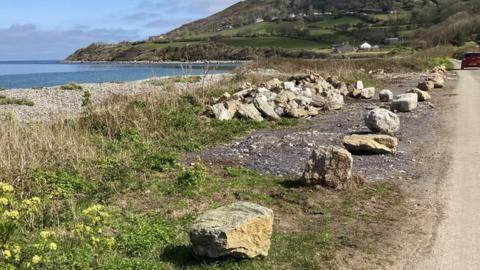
left=0, top=24, right=139, bottom=60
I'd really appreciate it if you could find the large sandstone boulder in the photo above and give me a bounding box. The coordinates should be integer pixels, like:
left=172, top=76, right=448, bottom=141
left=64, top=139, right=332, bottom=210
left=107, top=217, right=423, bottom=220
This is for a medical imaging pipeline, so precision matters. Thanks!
left=190, top=202, right=274, bottom=259
left=379, top=89, right=394, bottom=102
left=407, top=88, right=431, bottom=102
left=365, top=108, right=400, bottom=135
left=417, top=81, right=434, bottom=91
left=253, top=96, right=280, bottom=120
left=391, top=93, right=418, bottom=112
left=237, top=103, right=264, bottom=122
left=302, top=146, right=353, bottom=190
left=342, top=134, right=398, bottom=154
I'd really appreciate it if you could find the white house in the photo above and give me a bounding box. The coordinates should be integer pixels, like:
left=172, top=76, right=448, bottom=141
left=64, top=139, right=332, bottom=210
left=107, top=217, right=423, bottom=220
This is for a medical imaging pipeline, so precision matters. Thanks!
left=360, top=42, right=372, bottom=50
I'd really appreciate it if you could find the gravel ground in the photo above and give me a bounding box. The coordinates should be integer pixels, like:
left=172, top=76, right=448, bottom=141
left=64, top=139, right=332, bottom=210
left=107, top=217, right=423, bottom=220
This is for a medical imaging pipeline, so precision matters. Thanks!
left=0, top=75, right=225, bottom=122
left=187, top=71, right=453, bottom=182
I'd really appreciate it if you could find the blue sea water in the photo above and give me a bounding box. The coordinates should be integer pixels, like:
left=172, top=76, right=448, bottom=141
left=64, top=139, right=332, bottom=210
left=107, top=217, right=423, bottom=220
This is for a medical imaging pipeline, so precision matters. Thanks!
left=0, top=61, right=238, bottom=89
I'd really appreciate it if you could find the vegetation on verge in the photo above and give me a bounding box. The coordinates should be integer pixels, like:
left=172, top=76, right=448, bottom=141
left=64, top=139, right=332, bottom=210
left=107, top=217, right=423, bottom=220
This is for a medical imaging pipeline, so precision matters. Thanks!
left=0, top=60, right=423, bottom=268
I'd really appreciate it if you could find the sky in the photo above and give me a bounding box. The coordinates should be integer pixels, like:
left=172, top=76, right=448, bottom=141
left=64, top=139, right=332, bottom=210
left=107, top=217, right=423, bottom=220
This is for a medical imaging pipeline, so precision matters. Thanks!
left=0, top=0, right=239, bottom=60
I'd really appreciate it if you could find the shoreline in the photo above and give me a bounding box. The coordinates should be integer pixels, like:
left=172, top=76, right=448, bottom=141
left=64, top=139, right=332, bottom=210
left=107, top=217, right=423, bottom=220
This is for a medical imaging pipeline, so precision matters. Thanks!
left=62, top=60, right=249, bottom=65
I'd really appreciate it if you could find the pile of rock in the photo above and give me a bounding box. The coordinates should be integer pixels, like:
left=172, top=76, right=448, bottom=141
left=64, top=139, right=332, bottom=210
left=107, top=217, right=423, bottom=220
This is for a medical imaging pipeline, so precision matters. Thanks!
left=209, top=73, right=347, bottom=121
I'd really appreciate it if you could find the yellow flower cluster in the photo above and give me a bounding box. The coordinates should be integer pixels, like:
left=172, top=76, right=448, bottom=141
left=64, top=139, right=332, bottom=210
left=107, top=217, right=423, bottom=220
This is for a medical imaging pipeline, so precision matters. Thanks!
left=0, top=183, right=14, bottom=193
left=2, top=210, right=19, bottom=220
left=1, top=244, right=21, bottom=262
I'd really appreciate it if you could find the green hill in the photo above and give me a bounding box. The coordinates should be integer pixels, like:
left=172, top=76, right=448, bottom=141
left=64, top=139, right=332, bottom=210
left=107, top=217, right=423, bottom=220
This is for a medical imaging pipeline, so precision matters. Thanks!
left=67, top=0, right=480, bottom=62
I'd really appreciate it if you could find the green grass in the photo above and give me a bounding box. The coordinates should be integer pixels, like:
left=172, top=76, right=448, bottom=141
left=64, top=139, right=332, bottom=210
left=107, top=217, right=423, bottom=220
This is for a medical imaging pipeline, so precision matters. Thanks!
left=308, top=16, right=364, bottom=28
left=136, top=41, right=199, bottom=50
left=218, top=37, right=328, bottom=49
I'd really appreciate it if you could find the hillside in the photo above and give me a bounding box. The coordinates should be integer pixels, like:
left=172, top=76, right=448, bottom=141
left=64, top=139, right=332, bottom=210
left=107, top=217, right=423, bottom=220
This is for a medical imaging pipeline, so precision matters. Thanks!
left=67, top=0, right=480, bottom=62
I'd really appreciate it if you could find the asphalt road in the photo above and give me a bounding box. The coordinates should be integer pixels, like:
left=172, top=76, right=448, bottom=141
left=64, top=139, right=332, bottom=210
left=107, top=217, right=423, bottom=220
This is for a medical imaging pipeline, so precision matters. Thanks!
left=416, top=66, right=480, bottom=269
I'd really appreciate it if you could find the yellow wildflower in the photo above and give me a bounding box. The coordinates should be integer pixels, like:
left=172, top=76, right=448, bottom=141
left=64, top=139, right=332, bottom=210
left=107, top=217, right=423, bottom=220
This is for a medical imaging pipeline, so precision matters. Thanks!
left=0, top=197, right=9, bottom=206
left=48, top=242, right=57, bottom=251
left=31, top=255, right=42, bottom=265
left=0, top=183, right=14, bottom=193
left=3, top=249, right=11, bottom=259
left=3, top=210, right=19, bottom=220
left=40, top=230, right=56, bottom=239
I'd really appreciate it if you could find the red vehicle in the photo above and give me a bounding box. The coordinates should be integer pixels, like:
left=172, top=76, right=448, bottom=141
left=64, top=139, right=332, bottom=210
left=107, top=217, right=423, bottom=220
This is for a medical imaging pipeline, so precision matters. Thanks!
left=462, top=53, right=480, bottom=69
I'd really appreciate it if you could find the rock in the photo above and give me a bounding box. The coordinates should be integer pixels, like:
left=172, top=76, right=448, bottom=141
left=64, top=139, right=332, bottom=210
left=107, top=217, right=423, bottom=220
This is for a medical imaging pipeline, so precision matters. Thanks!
left=391, top=93, right=418, bottom=112
left=326, top=76, right=341, bottom=88
left=218, top=92, right=231, bottom=102
left=286, top=108, right=309, bottom=118
left=360, top=87, right=376, bottom=99
left=225, top=100, right=240, bottom=116
left=302, top=146, right=353, bottom=190
left=295, top=96, right=313, bottom=106
left=287, top=100, right=299, bottom=109
left=232, top=89, right=253, bottom=100
left=379, top=89, right=394, bottom=102
left=311, top=95, right=327, bottom=108
left=275, top=90, right=297, bottom=104
left=417, top=81, right=434, bottom=91
left=274, top=107, right=285, bottom=117
left=264, top=78, right=282, bottom=91
left=237, top=103, right=264, bottom=122
left=427, top=74, right=445, bottom=88
left=365, top=108, right=400, bottom=135
left=342, top=134, right=399, bottom=154
left=282, top=81, right=298, bottom=92
left=349, top=88, right=362, bottom=98
left=254, top=96, right=280, bottom=120
left=338, top=82, right=349, bottom=96
left=190, top=202, right=274, bottom=259
left=407, top=88, right=431, bottom=101
left=356, top=80, right=364, bottom=90
left=322, top=91, right=344, bottom=110
left=211, top=103, right=234, bottom=121
left=307, top=106, right=319, bottom=116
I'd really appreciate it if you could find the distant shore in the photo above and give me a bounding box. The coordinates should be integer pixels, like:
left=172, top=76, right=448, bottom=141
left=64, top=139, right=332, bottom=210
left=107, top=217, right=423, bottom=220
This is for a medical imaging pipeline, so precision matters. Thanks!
left=62, top=60, right=248, bottom=65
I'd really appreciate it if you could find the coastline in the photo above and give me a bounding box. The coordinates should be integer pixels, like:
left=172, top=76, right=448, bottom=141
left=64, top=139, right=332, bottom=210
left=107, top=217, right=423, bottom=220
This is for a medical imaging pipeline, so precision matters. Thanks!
left=62, top=60, right=249, bottom=65
left=0, top=74, right=229, bottom=123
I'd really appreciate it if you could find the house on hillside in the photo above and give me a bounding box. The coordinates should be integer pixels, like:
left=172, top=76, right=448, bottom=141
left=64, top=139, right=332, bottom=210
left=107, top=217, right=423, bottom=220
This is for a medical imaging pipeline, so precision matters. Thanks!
left=255, top=18, right=264, bottom=23
left=359, top=42, right=372, bottom=50
left=332, top=43, right=355, bottom=54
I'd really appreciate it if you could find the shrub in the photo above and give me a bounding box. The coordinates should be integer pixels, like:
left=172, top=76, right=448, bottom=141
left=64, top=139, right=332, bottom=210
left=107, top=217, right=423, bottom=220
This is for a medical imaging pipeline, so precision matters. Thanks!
left=0, top=96, right=34, bottom=106
left=175, top=162, right=208, bottom=192
left=61, top=82, right=83, bottom=91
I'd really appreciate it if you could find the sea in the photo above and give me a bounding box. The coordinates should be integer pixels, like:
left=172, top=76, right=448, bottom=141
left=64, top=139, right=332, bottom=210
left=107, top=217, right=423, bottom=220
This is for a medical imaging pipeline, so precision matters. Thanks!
left=0, top=60, right=238, bottom=89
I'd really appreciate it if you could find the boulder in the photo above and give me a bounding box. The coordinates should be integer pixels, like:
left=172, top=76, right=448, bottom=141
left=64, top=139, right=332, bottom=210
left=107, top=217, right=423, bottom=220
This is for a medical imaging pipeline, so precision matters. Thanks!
left=360, top=87, right=376, bottom=99
left=427, top=74, right=445, bottom=88
left=190, top=202, right=274, bottom=259
left=302, top=146, right=353, bottom=190
left=379, top=89, right=394, bottom=102
left=237, top=103, right=264, bottom=122
left=282, top=81, right=298, bottom=92
left=275, top=90, right=297, bottom=104
left=407, top=88, right=431, bottom=102
left=311, top=95, right=327, bottom=108
left=342, top=134, right=398, bottom=154
left=253, top=96, right=280, bottom=120
left=417, top=81, right=434, bottom=91
left=365, top=108, right=400, bottom=135
left=356, top=80, right=364, bottom=90
left=286, top=108, right=309, bottom=118
left=322, top=91, right=344, bottom=110
left=211, top=103, right=234, bottom=121
left=391, top=93, right=418, bottom=112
